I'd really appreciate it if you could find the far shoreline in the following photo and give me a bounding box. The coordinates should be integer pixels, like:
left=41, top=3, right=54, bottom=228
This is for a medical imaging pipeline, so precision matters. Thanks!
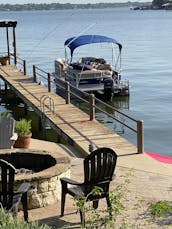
left=0, top=2, right=151, bottom=11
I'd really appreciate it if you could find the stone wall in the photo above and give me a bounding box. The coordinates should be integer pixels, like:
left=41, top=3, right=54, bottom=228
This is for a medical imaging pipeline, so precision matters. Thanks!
left=27, top=169, right=70, bottom=209
left=0, top=149, right=71, bottom=210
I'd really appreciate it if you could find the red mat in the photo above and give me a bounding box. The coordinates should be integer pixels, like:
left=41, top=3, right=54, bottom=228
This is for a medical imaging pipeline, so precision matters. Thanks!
left=145, top=152, right=172, bottom=164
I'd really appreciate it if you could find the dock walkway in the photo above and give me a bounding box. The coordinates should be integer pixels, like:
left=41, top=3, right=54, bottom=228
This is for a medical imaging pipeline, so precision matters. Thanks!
left=0, top=64, right=137, bottom=156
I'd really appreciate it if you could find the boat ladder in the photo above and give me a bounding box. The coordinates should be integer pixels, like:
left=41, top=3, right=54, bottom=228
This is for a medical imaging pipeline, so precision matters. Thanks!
left=40, top=95, right=55, bottom=129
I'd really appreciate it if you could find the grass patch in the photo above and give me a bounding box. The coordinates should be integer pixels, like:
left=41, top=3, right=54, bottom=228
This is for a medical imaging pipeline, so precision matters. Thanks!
left=0, top=206, right=51, bottom=229
left=148, top=201, right=172, bottom=218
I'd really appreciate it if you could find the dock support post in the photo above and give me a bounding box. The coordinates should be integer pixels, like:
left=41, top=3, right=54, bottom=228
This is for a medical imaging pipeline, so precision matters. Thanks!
left=57, top=134, right=62, bottom=143
left=89, top=93, right=95, bottom=121
left=33, top=65, right=37, bottom=82
left=5, top=83, right=8, bottom=94
left=48, top=73, right=51, bottom=92
left=24, top=104, right=28, bottom=115
left=137, top=120, right=144, bottom=153
left=65, top=82, right=70, bottom=104
left=38, top=117, right=43, bottom=131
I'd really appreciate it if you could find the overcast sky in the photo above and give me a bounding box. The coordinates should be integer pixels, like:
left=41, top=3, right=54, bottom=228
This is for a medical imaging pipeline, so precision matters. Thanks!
left=1, top=0, right=150, bottom=4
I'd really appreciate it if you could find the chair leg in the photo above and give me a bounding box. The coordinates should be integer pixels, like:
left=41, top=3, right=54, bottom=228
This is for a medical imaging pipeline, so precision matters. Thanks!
left=21, top=192, right=28, bottom=221
left=61, top=191, right=66, bottom=216
left=106, top=194, right=112, bottom=219
left=11, top=205, right=18, bottom=219
left=80, top=209, right=85, bottom=228
left=93, top=200, right=99, bottom=209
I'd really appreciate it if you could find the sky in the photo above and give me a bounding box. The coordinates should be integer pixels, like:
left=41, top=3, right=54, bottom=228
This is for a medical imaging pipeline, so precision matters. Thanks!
left=1, top=0, right=150, bottom=4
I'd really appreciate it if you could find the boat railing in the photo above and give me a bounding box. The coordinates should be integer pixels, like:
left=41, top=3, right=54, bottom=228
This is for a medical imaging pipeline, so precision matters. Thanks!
left=31, top=65, right=143, bottom=154
left=116, top=79, right=129, bottom=87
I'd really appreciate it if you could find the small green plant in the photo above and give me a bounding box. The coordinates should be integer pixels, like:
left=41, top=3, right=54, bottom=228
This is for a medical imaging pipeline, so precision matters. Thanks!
left=74, top=186, right=104, bottom=228
left=0, top=206, right=50, bottom=229
left=0, top=111, right=11, bottom=118
left=15, top=118, right=32, bottom=136
left=148, top=201, right=172, bottom=218
left=74, top=173, right=132, bottom=228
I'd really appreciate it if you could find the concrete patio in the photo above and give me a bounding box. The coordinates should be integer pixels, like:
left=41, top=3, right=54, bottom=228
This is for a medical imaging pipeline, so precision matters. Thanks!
left=18, top=138, right=172, bottom=228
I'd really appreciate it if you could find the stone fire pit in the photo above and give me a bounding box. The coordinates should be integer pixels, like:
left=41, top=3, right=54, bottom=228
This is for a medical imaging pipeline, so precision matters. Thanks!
left=0, top=149, right=70, bottom=209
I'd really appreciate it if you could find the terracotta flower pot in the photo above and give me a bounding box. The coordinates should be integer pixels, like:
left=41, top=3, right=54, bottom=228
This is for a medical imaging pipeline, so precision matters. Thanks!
left=0, top=57, right=9, bottom=65
left=14, top=133, right=32, bottom=149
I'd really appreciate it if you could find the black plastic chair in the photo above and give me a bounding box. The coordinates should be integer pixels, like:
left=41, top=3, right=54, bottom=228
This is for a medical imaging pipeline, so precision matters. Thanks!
left=0, top=159, right=31, bottom=221
left=60, top=147, right=117, bottom=225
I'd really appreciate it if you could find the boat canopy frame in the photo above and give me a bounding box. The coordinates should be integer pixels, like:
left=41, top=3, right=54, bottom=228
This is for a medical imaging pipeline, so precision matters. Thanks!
left=64, top=35, right=122, bottom=68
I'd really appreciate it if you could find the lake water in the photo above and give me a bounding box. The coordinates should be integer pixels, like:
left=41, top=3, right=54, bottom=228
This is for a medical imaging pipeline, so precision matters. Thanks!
left=0, top=8, right=172, bottom=156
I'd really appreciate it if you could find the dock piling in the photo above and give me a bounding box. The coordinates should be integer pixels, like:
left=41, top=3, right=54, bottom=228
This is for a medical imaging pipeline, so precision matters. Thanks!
left=33, top=65, right=37, bottom=82
left=89, top=93, right=95, bottom=121
left=137, top=120, right=144, bottom=153
left=65, top=82, right=70, bottom=104
left=48, top=73, right=51, bottom=92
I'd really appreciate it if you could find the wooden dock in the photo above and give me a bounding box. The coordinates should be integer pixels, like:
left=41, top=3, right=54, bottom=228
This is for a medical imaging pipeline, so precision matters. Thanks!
left=0, top=64, right=137, bottom=156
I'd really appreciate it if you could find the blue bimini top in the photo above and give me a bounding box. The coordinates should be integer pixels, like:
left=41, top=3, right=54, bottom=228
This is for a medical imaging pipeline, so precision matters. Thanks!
left=64, top=35, right=122, bottom=57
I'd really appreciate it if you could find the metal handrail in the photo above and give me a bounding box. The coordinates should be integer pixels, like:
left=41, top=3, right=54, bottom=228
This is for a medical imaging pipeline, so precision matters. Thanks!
left=33, top=65, right=52, bottom=92
left=9, top=53, right=26, bottom=75
left=31, top=64, right=144, bottom=154
left=33, top=65, right=144, bottom=153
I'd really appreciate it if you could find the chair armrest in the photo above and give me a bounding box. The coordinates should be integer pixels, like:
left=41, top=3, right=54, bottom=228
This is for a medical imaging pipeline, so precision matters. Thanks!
left=60, top=177, right=82, bottom=186
left=12, top=183, right=32, bottom=210
left=112, top=174, right=116, bottom=180
left=15, top=182, right=32, bottom=195
left=10, top=133, right=18, bottom=141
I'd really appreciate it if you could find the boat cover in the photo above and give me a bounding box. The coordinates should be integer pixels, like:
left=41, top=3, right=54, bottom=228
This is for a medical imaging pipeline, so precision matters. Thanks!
left=64, top=35, right=122, bottom=56
left=145, top=151, right=172, bottom=164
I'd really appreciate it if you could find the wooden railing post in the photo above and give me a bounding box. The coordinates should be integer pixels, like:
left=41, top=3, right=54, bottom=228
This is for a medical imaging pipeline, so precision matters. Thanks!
left=23, top=60, right=26, bottom=75
left=48, top=73, right=51, bottom=92
left=65, top=81, right=70, bottom=104
left=33, top=65, right=37, bottom=82
left=9, top=52, right=11, bottom=65
left=137, top=120, right=144, bottom=153
left=13, top=26, right=17, bottom=65
left=89, top=93, right=95, bottom=121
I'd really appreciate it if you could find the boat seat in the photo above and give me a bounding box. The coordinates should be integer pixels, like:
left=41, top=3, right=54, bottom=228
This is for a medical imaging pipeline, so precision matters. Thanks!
left=70, top=63, right=94, bottom=71
left=80, top=57, right=97, bottom=64
left=96, top=63, right=112, bottom=71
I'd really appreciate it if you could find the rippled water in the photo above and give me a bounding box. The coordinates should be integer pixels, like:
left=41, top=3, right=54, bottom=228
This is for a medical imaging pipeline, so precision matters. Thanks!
left=0, top=8, right=172, bottom=156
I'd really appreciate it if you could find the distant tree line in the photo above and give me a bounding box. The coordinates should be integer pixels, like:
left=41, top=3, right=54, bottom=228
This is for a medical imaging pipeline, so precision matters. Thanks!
left=0, top=2, right=150, bottom=11
left=1, top=1, right=171, bottom=12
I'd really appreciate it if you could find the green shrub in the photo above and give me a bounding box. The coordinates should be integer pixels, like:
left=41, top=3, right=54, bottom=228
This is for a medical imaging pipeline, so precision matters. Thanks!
left=0, top=206, right=51, bottom=229
left=15, top=118, right=32, bottom=136
left=74, top=173, right=131, bottom=228
left=148, top=201, right=172, bottom=218
left=0, top=111, right=11, bottom=118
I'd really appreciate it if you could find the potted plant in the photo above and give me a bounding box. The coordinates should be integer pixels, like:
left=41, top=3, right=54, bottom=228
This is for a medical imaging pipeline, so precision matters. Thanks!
left=14, top=119, right=32, bottom=148
left=0, top=56, right=9, bottom=65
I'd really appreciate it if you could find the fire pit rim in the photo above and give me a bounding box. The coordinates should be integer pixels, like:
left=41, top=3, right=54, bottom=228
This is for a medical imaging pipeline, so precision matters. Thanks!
left=0, top=148, right=70, bottom=182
